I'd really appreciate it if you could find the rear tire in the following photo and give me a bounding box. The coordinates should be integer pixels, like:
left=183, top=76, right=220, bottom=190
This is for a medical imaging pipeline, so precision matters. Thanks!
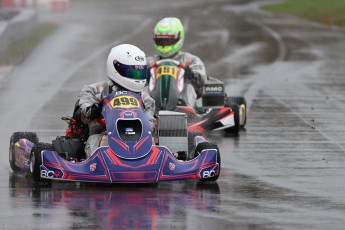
left=195, top=142, right=221, bottom=182
left=9, top=132, right=39, bottom=172
left=30, top=143, right=53, bottom=183
left=226, top=96, right=247, bottom=128
left=224, top=103, right=240, bottom=135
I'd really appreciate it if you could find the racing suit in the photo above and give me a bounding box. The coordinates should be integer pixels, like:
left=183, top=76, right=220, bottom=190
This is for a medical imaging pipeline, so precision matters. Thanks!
left=78, top=80, right=156, bottom=157
left=147, top=51, right=207, bottom=107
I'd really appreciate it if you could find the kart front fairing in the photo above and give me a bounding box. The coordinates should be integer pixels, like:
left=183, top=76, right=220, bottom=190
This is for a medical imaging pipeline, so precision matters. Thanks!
left=40, top=146, right=219, bottom=183
left=40, top=91, right=219, bottom=183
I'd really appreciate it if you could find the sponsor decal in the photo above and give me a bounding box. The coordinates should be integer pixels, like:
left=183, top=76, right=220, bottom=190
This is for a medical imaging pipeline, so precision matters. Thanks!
left=90, top=163, right=97, bottom=172
left=41, top=170, right=55, bottom=178
left=123, top=111, right=134, bottom=118
left=125, top=127, right=135, bottom=135
left=169, top=162, right=175, bottom=170
left=115, top=91, right=128, bottom=96
left=202, top=169, right=216, bottom=178
left=24, top=158, right=30, bottom=168
left=135, top=56, right=145, bottom=62
left=204, top=86, right=224, bottom=93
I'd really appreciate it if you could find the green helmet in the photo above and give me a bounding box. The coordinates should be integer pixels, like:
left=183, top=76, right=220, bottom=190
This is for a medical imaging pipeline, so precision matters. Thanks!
left=153, top=17, right=185, bottom=58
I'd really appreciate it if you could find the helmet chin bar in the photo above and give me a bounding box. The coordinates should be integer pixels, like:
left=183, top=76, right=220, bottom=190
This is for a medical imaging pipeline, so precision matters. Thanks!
left=109, top=75, right=146, bottom=93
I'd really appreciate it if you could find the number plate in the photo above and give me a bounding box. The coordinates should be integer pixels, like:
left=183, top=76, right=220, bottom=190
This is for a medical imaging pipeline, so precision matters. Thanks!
left=110, top=96, right=140, bottom=108
left=156, top=65, right=178, bottom=79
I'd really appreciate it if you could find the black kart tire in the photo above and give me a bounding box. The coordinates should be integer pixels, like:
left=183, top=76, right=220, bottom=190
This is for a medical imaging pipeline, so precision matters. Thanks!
left=226, top=96, right=247, bottom=128
left=9, top=132, right=39, bottom=172
left=187, top=132, right=205, bottom=160
left=224, top=103, right=240, bottom=135
left=195, top=142, right=221, bottom=182
left=30, top=142, right=53, bottom=183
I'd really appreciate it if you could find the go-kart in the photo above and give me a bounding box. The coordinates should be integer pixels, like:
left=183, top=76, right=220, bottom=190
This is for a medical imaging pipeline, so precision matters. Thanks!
left=9, top=91, right=220, bottom=183
left=147, top=59, right=247, bottom=134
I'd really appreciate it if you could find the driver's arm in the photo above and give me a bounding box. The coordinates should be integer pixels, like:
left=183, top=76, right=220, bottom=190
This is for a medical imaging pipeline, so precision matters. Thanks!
left=142, top=91, right=156, bottom=129
left=78, top=81, right=108, bottom=122
left=186, top=54, right=207, bottom=97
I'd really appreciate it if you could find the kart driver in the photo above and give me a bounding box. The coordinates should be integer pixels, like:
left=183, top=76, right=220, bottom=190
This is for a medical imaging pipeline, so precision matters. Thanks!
left=75, top=44, right=155, bottom=157
left=147, top=17, right=207, bottom=107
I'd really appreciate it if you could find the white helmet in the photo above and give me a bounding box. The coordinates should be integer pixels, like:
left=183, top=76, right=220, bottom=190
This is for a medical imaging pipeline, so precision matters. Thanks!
left=107, top=44, right=147, bottom=92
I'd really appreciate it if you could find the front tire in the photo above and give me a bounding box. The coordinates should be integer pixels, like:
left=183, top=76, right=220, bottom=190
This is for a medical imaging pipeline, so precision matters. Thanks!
left=9, top=132, right=39, bottom=172
left=187, top=132, right=205, bottom=159
left=30, top=143, right=52, bottom=183
left=226, top=96, right=247, bottom=128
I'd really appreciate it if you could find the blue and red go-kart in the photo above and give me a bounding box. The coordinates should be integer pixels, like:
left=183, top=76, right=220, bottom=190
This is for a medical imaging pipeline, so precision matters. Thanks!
left=9, top=91, right=220, bottom=183
left=147, top=59, right=247, bottom=134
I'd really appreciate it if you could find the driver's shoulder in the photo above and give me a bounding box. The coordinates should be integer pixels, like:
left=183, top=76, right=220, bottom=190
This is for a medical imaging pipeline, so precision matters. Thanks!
left=176, top=51, right=201, bottom=63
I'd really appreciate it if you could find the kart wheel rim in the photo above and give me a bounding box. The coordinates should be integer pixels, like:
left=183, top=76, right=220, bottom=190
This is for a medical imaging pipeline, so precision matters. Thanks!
left=240, top=104, right=246, bottom=126
left=30, top=153, right=35, bottom=173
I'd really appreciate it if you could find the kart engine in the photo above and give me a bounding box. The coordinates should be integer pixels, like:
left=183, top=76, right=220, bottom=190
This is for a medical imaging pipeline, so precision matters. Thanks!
left=157, top=111, right=188, bottom=156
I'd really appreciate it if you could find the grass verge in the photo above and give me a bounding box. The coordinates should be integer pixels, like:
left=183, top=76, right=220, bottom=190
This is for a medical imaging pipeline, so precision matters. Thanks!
left=262, top=0, right=345, bottom=28
left=0, top=23, right=57, bottom=65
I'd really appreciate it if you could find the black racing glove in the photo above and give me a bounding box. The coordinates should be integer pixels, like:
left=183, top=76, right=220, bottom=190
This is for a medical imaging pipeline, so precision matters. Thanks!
left=183, top=66, right=194, bottom=81
left=85, top=103, right=102, bottom=120
left=184, top=66, right=203, bottom=98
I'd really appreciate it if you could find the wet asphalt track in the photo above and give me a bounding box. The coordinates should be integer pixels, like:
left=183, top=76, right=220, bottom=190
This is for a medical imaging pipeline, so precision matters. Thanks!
left=1, top=0, right=345, bottom=229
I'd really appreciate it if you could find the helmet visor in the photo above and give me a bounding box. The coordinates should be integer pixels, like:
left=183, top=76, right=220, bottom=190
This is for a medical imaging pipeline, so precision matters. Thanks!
left=114, top=61, right=147, bottom=80
left=153, top=33, right=180, bottom=47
